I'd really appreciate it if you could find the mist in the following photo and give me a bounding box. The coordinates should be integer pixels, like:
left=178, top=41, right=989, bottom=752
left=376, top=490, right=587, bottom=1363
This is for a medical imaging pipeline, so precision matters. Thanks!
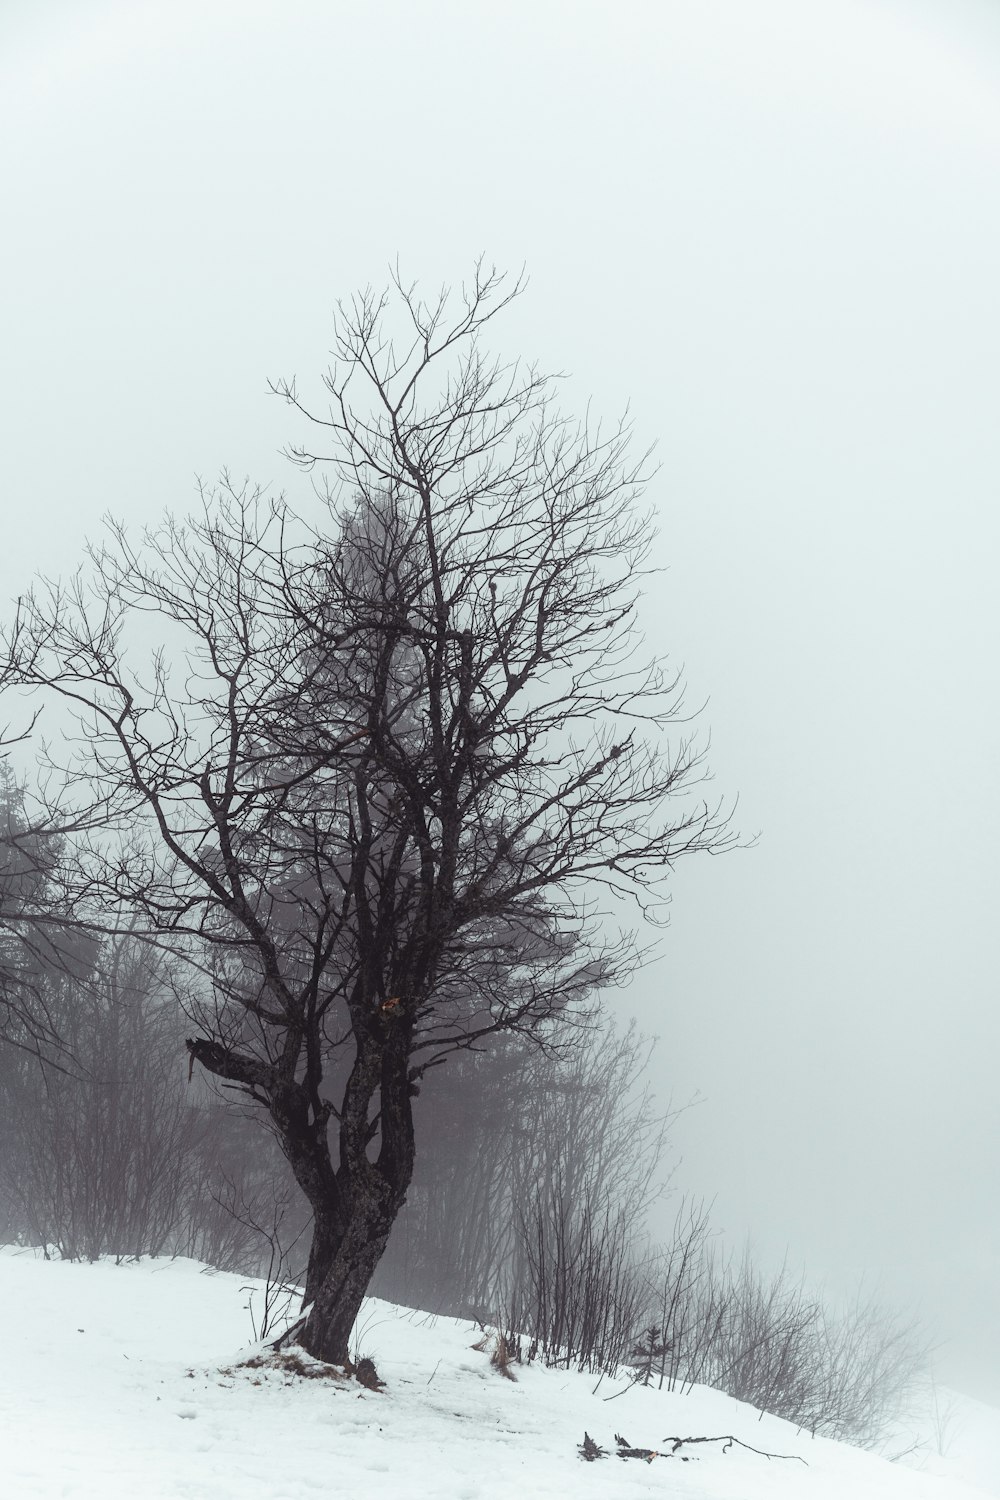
left=2, top=0, right=998, bottom=1402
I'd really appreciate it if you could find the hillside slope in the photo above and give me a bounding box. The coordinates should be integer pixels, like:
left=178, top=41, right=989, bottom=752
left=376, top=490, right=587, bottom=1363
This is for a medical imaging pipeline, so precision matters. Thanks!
left=2, top=1248, right=995, bottom=1500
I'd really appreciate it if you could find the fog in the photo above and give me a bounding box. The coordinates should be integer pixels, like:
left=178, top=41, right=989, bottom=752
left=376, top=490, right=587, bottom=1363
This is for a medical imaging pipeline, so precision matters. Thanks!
left=2, top=0, right=999, bottom=1400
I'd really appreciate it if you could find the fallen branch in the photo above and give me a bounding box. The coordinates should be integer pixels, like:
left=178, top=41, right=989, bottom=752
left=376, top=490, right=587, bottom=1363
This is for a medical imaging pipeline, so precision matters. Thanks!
left=612, top=1432, right=807, bottom=1465
left=663, top=1435, right=806, bottom=1463
left=614, top=1436, right=662, bottom=1463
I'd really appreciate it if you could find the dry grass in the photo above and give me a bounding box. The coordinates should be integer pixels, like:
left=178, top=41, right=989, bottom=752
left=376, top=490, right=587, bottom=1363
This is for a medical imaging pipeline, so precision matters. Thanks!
left=489, top=1332, right=518, bottom=1381
left=222, top=1347, right=351, bottom=1383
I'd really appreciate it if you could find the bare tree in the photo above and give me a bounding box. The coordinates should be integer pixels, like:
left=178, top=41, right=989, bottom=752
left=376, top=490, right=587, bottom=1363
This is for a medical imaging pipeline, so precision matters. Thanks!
left=1, top=932, right=206, bottom=1261
left=374, top=1005, right=672, bottom=1320
left=0, top=763, right=92, bottom=1069
left=1, top=266, right=732, bottom=1363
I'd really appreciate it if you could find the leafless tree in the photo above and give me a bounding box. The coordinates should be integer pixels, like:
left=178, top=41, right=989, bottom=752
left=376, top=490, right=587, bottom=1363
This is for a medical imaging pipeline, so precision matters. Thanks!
left=0, top=763, right=91, bottom=1069
left=0, top=932, right=208, bottom=1260
left=0, top=265, right=732, bottom=1363
left=374, top=1005, right=671, bottom=1319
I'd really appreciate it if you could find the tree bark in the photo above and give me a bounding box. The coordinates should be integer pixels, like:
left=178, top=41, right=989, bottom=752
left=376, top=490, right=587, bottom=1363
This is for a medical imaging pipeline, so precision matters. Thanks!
left=299, top=1170, right=407, bottom=1363
left=292, top=1030, right=416, bottom=1364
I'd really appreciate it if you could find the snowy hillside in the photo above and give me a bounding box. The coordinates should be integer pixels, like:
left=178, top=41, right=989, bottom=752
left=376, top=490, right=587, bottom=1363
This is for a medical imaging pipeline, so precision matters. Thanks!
left=3, top=1247, right=997, bottom=1500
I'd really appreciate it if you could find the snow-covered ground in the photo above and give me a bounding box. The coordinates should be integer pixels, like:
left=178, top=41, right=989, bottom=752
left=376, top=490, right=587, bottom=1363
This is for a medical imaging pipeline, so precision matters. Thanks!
left=3, top=1245, right=998, bottom=1500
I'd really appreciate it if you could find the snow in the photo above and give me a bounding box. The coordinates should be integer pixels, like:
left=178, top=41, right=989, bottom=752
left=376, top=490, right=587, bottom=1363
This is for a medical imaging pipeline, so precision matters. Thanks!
left=2, top=1246, right=997, bottom=1500
left=911, top=1388, right=1000, bottom=1498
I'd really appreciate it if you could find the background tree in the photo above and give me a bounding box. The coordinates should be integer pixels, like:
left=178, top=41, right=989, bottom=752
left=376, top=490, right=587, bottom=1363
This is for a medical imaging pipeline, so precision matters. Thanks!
left=0, top=931, right=206, bottom=1261
left=1, top=266, right=732, bottom=1364
left=373, top=1006, right=670, bottom=1323
left=0, top=763, right=89, bottom=1068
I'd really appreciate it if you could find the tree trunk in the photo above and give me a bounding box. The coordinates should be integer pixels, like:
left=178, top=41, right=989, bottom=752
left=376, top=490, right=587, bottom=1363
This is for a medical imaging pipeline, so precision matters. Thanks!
left=303, top=1205, right=341, bottom=1307
left=299, top=1171, right=407, bottom=1364
left=296, top=1031, right=416, bottom=1365
left=188, top=1026, right=417, bottom=1366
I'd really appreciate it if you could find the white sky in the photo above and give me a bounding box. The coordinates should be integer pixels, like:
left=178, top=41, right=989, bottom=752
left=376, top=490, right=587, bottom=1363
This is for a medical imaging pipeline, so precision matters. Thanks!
left=2, top=0, right=999, bottom=1399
